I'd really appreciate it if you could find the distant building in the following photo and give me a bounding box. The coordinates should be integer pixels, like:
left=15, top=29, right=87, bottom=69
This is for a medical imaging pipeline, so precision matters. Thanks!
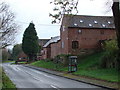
left=42, top=36, right=60, bottom=59
left=38, top=39, right=50, bottom=48
left=18, top=52, right=28, bottom=60
left=42, top=15, right=116, bottom=59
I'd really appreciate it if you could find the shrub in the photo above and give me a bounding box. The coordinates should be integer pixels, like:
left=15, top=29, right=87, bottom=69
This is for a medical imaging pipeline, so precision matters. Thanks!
left=100, top=40, right=119, bottom=69
left=54, top=54, right=72, bottom=66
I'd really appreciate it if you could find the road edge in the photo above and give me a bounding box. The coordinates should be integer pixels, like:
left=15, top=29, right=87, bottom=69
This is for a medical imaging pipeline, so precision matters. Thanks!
left=23, top=65, right=118, bottom=90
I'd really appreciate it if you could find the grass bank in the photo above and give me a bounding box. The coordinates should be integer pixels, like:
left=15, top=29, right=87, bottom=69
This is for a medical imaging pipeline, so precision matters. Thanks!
left=30, top=52, right=119, bottom=83
left=0, top=66, right=16, bottom=89
left=0, top=66, right=2, bottom=89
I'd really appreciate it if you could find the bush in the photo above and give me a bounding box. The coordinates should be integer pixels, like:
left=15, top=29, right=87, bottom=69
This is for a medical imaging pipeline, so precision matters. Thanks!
left=54, top=54, right=72, bottom=66
left=100, top=40, right=119, bottom=69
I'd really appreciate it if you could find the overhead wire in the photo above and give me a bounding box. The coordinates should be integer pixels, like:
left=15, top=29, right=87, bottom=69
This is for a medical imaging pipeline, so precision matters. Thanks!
left=14, top=21, right=60, bottom=26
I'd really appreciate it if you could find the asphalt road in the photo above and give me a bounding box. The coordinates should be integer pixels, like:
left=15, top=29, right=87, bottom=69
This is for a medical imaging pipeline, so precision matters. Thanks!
left=2, top=63, right=108, bottom=89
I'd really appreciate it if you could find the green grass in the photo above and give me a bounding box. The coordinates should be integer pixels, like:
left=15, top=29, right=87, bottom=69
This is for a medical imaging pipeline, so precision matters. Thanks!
left=30, top=52, right=119, bottom=82
left=1, top=66, right=16, bottom=89
left=74, top=69, right=119, bottom=82
left=0, top=66, right=2, bottom=89
left=31, top=60, right=67, bottom=71
left=77, top=52, right=104, bottom=69
left=2, top=60, right=15, bottom=63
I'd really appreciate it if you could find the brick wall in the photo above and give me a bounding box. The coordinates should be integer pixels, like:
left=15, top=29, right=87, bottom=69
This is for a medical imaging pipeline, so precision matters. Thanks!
left=51, top=40, right=61, bottom=58
left=42, top=45, right=51, bottom=59
left=67, top=28, right=116, bottom=55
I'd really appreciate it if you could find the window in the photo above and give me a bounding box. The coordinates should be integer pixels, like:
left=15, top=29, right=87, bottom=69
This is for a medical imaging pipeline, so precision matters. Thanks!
left=80, top=20, right=83, bottom=23
left=62, top=41, right=64, bottom=48
left=74, top=23, right=77, bottom=26
left=78, top=30, right=82, bottom=34
left=62, top=26, right=65, bottom=31
left=72, top=41, right=79, bottom=49
left=89, top=24, right=92, bottom=27
left=94, top=20, right=98, bottom=24
left=102, top=24, right=106, bottom=27
left=108, top=21, right=111, bottom=24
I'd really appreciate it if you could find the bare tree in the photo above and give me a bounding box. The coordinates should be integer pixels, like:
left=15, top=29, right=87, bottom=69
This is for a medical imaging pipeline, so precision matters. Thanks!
left=0, top=2, right=18, bottom=49
left=49, top=0, right=79, bottom=24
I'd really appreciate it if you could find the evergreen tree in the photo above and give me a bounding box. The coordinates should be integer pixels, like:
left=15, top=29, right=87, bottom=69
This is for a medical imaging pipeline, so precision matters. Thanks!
left=22, top=22, right=39, bottom=62
left=12, top=44, right=22, bottom=60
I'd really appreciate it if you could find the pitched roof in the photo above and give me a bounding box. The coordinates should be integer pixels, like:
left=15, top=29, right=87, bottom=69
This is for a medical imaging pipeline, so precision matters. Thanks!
left=43, top=36, right=60, bottom=48
left=38, top=39, right=50, bottom=47
left=62, top=15, right=115, bottom=29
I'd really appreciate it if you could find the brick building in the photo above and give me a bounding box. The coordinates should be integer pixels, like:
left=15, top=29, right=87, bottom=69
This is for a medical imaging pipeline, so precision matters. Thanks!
left=38, top=39, right=50, bottom=48
left=42, top=15, right=116, bottom=59
left=42, top=36, right=60, bottom=59
left=37, top=39, right=50, bottom=59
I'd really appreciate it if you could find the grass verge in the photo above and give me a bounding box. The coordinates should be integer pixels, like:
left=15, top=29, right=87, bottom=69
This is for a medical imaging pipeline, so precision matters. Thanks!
left=0, top=66, right=2, bottom=89
left=30, top=52, right=119, bottom=83
left=1, top=66, right=16, bottom=89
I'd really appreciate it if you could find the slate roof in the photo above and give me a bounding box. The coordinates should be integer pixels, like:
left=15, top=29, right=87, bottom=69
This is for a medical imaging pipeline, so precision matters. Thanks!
left=43, top=36, right=60, bottom=48
left=63, top=15, right=115, bottom=29
left=38, top=39, right=50, bottom=47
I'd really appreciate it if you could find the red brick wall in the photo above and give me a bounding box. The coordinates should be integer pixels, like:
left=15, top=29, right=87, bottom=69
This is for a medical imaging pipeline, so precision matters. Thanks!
left=42, top=46, right=51, bottom=59
left=51, top=40, right=61, bottom=58
left=67, top=28, right=116, bottom=55
left=60, top=26, right=69, bottom=54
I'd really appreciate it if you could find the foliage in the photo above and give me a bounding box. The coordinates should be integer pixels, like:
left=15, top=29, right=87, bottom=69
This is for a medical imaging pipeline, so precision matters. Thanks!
left=104, top=40, right=118, bottom=54
left=0, top=66, right=2, bottom=89
left=0, top=2, right=18, bottom=48
left=12, top=44, right=22, bottom=61
left=2, top=67, right=16, bottom=89
left=49, top=0, right=79, bottom=23
left=22, top=22, right=39, bottom=62
left=54, top=54, right=72, bottom=66
left=2, top=49, right=10, bottom=62
left=100, top=40, right=119, bottom=69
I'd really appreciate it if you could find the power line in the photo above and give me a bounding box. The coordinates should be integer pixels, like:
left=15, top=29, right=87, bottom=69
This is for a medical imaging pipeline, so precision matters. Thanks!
left=14, top=21, right=60, bottom=26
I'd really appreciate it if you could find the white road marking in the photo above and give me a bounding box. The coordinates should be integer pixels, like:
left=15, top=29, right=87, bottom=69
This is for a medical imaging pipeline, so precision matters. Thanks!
left=51, top=85, right=57, bottom=89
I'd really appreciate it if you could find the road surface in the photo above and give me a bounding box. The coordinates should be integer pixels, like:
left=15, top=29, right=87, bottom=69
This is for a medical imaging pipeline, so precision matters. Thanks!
left=2, top=63, right=108, bottom=89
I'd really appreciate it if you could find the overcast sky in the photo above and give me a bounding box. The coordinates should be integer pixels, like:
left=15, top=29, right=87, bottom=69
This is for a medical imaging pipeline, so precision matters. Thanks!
left=1, top=0, right=113, bottom=48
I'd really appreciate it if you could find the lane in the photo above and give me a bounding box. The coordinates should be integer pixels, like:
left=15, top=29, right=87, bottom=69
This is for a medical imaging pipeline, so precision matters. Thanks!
left=2, top=63, right=107, bottom=89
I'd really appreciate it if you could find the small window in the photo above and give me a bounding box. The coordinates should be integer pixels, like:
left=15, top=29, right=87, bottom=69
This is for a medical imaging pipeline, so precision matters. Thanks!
left=80, top=20, right=83, bottom=23
left=72, top=41, right=79, bottom=49
left=74, top=23, right=77, bottom=26
left=108, top=21, right=111, bottom=24
left=78, top=30, right=82, bottom=34
left=62, top=26, right=65, bottom=31
left=94, top=20, right=98, bottom=24
left=102, top=24, right=106, bottom=27
left=62, top=41, right=64, bottom=48
left=89, top=24, right=92, bottom=27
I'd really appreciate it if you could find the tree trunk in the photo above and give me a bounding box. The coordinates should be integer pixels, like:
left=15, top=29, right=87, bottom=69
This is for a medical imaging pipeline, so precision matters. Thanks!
left=112, top=2, right=120, bottom=70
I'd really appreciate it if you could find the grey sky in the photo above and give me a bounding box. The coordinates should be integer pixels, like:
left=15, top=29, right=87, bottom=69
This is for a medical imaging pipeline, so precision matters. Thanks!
left=2, top=0, right=113, bottom=48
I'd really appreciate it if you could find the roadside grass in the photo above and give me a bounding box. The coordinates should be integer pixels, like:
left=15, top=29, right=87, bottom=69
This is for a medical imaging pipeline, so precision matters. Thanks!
left=31, top=60, right=67, bottom=71
left=77, top=52, right=104, bottom=69
left=1, top=66, right=16, bottom=89
left=73, top=69, right=119, bottom=82
left=0, top=66, right=2, bottom=89
left=12, top=61, right=27, bottom=65
left=2, top=60, right=15, bottom=63
left=30, top=52, right=119, bottom=83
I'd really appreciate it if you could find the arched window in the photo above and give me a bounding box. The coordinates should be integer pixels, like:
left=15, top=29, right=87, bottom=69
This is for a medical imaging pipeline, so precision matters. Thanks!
left=72, top=41, right=79, bottom=49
